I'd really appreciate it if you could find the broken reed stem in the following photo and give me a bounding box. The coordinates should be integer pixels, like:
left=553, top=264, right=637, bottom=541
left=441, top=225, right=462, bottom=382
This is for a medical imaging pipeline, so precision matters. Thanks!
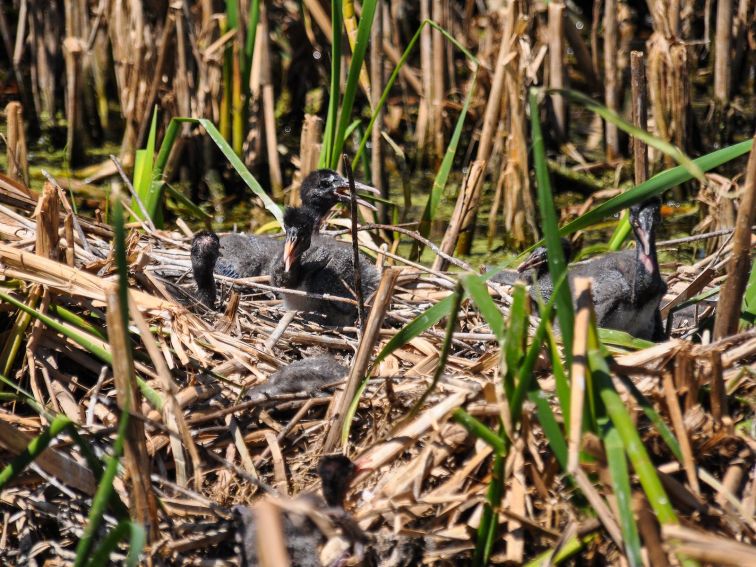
left=294, top=115, right=323, bottom=206
left=708, top=349, right=727, bottom=423
left=713, top=0, right=732, bottom=104
left=568, top=277, right=591, bottom=474
left=603, top=0, right=620, bottom=160
left=104, top=283, right=159, bottom=540
left=64, top=213, right=75, bottom=266
left=5, top=101, right=29, bottom=186
left=713, top=134, right=756, bottom=339
left=661, top=371, right=700, bottom=496
left=448, top=160, right=487, bottom=263
left=548, top=1, right=566, bottom=140
left=322, top=267, right=400, bottom=453
left=417, top=0, right=432, bottom=152
left=63, top=37, right=83, bottom=167
left=630, top=51, right=648, bottom=185
left=254, top=500, right=290, bottom=567
left=343, top=154, right=366, bottom=329
left=33, top=182, right=60, bottom=261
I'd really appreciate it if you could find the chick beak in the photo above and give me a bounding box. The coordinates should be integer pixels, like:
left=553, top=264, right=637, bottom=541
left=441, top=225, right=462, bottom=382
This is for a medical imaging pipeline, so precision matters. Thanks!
left=284, top=238, right=296, bottom=272
left=517, top=252, right=547, bottom=273
left=335, top=181, right=380, bottom=211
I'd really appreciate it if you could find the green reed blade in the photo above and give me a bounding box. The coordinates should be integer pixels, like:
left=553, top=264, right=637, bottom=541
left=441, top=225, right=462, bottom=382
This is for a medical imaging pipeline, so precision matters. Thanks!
left=603, top=424, right=643, bottom=567
left=460, top=273, right=505, bottom=341
left=530, top=88, right=574, bottom=363
left=0, top=414, right=72, bottom=490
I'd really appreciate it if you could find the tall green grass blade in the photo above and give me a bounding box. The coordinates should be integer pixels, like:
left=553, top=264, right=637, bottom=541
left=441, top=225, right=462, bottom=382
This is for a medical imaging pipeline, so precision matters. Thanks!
left=460, top=273, right=505, bottom=340
left=320, top=0, right=342, bottom=168
left=604, top=425, right=643, bottom=567
left=607, top=213, right=631, bottom=251
left=329, top=0, right=378, bottom=168
left=557, top=139, right=753, bottom=238
left=529, top=88, right=574, bottom=362
left=85, top=520, right=130, bottom=567
left=49, top=303, right=107, bottom=341
left=549, top=88, right=705, bottom=181
left=163, top=182, right=212, bottom=220
left=452, top=408, right=506, bottom=455
left=371, top=293, right=455, bottom=368
left=0, top=287, right=40, bottom=380
left=74, top=409, right=129, bottom=567
left=133, top=107, right=158, bottom=221
left=242, top=0, right=261, bottom=92
left=503, top=283, right=528, bottom=398
left=529, top=389, right=569, bottom=470
left=474, top=449, right=504, bottom=566
left=588, top=349, right=677, bottom=525
left=125, top=522, right=146, bottom=567
left=197, top=118, right=283, bottom=226
left=523, top=534, right=596, bottom=567
left=0, top=415, right=72, bottom=489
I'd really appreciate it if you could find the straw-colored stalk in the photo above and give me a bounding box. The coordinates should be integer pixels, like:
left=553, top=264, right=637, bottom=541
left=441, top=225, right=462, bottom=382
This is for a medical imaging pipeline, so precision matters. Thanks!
left=63, top=37, right=84, bottom=166
left=714, top=0, right=732, bottom=104
left=501, top=5, right=537, bottom=245
left=292, top=115, right=323, bottom=206
left=431, top=0, right=445, bottom=159
left=105, top=282, right=159, bottom=540
left=322, top=267, right=400, bottom=452
left=370, top=0, right=386, bottom=220
left=630, top=51, right=648, bottom=185
left=4, top=102, right=29, bottom=186
left=548, top=2, right=567, bottom=140
left=259, top=2, right=283, bottom=198
left=603, top=0, right=620, bottom=160
left=417, top=0, right=432, bottom=153
left=713, top=135, right=756, bottom=338
left=433, top=160, right=486, bottom=271
left=33, top=182, right=60, bottom=261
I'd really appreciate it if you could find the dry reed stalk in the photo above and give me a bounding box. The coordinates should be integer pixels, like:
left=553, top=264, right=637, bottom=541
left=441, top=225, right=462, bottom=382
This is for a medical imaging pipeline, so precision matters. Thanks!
left=630, top=51, right=648, bottom=184
left=4, top=102, right=29, bottom=186
left=669, top=42, right=690, bottom=153
left=417, top=0, right=432, bottom=152
left=708, top=349, right=727, bottom=423
left=293, top=115, right=323, bottom=206
left=371, top=1, right=386, bottom=220
left=259, top=2, right=283, bottom=198
left=661, top=372, right=700, bottom=495
left=713, top=135, right=756, bottom=338
left=568, top=277, right=591, bottom=474
left=502, top=3, right=537, bottom=245
left=63, top=213, right=75, bottom=266
left=432, top=160, right=485, bottom=271
left=662, top=524, right=756, bottom=565
left=255, top=500, right=291, bottom=566
left=63, top=37, right=84, bottom=166
left=633, top=492, right=670, bottom=567
left=731, top=0, right=750, bottom=92
left=548, top=2, right=567, bottom=140
left=603, top=0, right=620, bottom=160
left=714, top=0, right=733, bottom=104
left=33, top=182, right=59, bottom=261
left=431, top=0, right=445, bottom=159
left=128, top=293, right=202, bottom=491
left=105, top=282, right=159, bottom=540
left=322, top=267, right=400, bottom=453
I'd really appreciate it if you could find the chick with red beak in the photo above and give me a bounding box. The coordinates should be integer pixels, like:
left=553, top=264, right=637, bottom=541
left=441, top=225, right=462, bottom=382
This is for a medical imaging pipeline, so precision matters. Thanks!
left=281, top=207, right=316, bottom=274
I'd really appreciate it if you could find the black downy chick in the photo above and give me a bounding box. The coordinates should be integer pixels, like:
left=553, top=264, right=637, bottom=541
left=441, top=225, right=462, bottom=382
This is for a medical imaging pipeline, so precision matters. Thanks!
left=527, top=200, right=667, bottom=341
left=234, top=455, right=364, bottom=567
left=271, top=206, right=380, bottom=326
left=488, top=237, right=573, bottom=286
left=247, top=355, right=347, bottom=400
left=190, top=169, right=378, bottom=309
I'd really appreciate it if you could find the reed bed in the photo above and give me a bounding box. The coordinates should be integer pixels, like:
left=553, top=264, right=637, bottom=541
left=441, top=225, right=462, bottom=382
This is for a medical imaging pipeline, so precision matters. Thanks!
left=0, top=0, right=754, bottom=565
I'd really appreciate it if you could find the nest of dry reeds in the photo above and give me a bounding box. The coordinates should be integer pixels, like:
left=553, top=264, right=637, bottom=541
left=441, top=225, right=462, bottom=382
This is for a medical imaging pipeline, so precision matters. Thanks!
left=0, top=167, right=753, bottom=567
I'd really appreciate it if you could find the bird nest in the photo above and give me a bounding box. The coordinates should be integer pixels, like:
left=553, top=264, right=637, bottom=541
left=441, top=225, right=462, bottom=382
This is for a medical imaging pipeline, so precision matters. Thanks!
left=0, top=177, right=754, bottom=566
